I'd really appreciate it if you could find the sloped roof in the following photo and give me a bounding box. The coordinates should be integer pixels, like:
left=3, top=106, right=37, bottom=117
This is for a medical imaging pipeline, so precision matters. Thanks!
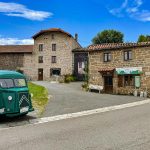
left=73, top=42, right=150, bottom=52
left=32, top=28, right=72, bottom=39
left=0, top=45, right=33, bottom=53
left=88, top=42, right=150, bottom=51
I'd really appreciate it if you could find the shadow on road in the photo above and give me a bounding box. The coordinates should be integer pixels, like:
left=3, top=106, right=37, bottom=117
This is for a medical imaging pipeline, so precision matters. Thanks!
left=0, top=115, right=37, bottom=128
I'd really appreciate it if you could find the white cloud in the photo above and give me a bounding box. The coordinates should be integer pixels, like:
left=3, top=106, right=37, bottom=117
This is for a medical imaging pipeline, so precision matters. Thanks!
left=109, top=0, right=150, bottom=22
left=0, top=37, right=34, bottom=45
left=0, top=2, right=52, bottom=21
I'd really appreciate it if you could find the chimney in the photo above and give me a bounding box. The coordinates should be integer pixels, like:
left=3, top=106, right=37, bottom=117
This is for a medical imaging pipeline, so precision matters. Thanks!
left=75, top=33, right=78, bottom=42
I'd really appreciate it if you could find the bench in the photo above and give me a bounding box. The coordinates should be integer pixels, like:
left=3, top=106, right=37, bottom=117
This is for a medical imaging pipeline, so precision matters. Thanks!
left=89, top=84, right=103, bottom=93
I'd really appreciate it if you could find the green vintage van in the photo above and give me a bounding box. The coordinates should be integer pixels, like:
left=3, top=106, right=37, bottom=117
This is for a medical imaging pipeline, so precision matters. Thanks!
left=0, top=70, right=34, bottom=117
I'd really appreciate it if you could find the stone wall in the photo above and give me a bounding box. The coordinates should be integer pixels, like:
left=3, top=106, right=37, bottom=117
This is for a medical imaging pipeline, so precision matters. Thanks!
left=0, top=53, right=24, bottom=70
left=21, top=54, right=35, bottom=80
left=89, top=46, right=150, bottom=96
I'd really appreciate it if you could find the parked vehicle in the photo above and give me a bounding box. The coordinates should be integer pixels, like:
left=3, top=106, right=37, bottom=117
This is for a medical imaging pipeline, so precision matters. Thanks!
left=0, top=70, right=34, bottom=117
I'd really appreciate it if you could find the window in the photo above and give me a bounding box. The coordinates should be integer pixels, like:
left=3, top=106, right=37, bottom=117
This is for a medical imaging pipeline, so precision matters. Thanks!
left=51, top=56, right=56, bottom=63
left=14, top=79, right=26, bottom=87
left=0, top=79, right=27, bottom=88
left=52, top=44, right=56, bottom=51
left=124, top=75, right=134, bottom=86
left=38, top=56, right=43, bottom=63
left=118, top=75, right=135, bottom=87
left=50, top=68, right=61, bottom=76
left=104, top=52, right=111, bottom=62
left=0, top=79, right=14, bottom=88
left=39, top=44, right=43, bottom=51
left=124, top=50, right=132, bottom=61
left=51, top=34, right=54, bottom=39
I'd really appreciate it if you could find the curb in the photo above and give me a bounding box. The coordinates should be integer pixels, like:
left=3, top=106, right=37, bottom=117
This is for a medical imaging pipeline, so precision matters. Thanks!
left=1, top=99, right=150, bottom=131
left=30, top=99, right=150, bottom=125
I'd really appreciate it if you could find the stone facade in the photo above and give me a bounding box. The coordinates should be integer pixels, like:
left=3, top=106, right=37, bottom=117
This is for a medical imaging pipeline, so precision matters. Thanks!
left=21, top=54, right=35, bottom=80
left=30, top=29, right=81, bottom=81
left=89, top=44, right=150, bottom=96
left=0, top=53, right=24, bottom=70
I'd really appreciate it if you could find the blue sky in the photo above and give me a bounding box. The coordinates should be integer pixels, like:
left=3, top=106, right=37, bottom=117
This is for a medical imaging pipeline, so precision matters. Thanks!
left=0, top=0, right=150, bottom=47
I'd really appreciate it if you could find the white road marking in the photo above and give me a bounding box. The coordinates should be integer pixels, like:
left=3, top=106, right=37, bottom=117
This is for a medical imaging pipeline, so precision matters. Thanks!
left=1, top=99, right=150, bottom=131
left=30, top=99, right=150, bottom=124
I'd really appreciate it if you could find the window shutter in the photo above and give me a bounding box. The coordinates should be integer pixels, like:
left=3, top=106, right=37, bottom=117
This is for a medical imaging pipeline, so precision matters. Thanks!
left=124, top=51, right=127, bottom=60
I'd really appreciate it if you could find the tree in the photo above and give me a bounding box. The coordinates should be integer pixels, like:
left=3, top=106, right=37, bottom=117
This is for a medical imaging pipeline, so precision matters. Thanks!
left=92, top=30, right=124, bottom=44
left=138, top=35, right=150, bottom=42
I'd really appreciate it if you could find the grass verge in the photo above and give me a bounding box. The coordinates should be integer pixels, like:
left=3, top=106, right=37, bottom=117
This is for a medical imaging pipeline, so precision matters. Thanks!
left=28, top=82, right=49, bottom=116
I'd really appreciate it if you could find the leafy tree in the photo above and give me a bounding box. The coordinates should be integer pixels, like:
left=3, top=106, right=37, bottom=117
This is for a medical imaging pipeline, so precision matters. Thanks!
left=138, top=35, right=150, bottom=42
left=92, top=30, right=124, bottom=44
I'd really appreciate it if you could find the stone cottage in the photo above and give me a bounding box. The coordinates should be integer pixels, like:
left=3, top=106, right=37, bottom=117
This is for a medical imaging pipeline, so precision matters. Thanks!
left=0, top=28, right=81, bottom=81
left=0, top=45, right=33, bottom=79
left=87, top=42, right=150, bottom=95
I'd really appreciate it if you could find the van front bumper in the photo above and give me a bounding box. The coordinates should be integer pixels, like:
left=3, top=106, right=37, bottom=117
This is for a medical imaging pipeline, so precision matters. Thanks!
left=0, top=107, right=34, bottom=117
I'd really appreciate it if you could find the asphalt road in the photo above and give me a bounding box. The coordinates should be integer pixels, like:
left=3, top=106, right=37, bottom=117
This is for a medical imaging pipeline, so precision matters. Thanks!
left=1, top=103, right=150, bottom=150
left=33, top=81, right=145, bottom=117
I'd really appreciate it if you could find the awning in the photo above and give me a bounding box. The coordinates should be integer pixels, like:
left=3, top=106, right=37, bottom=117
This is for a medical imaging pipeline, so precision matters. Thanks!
left=116, top=67, right=143, bottom=75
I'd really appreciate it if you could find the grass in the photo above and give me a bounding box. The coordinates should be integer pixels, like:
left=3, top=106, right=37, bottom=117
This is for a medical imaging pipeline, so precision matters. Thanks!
left=28, top=82, right=49, bottom=116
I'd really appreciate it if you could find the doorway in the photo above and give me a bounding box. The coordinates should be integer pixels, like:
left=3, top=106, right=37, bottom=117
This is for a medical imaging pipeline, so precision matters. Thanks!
left=38, top=68, right=43, bottom=81
left=104, top=76, right=113, bottom=93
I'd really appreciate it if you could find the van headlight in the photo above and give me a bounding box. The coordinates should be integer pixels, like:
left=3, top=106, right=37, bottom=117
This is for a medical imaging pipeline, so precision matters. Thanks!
left=8, top=96, right=12, bottom=101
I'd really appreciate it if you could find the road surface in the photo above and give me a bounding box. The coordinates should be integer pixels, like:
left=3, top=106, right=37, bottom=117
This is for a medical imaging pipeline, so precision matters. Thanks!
left=1, top=103, right=150, bottom=150
left=34, top=81, right=145, bottom=117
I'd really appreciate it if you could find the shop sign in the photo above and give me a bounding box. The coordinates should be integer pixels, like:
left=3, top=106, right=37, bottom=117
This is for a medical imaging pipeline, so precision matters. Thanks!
left=135, top=76, right=141, bottom=88
left=116, top=67, right=142, bottom=75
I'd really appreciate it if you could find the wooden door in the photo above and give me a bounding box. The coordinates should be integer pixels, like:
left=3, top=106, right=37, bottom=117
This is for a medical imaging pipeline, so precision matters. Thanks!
left=38, top=68, right=43, bottom=81
left=104, top=76, right=113, bottom=93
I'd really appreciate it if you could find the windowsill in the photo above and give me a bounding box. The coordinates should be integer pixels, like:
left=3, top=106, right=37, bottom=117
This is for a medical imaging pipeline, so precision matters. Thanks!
left=124, top=59, right=132, bottom=61
left=103, top=61, right=111, bottom=63
left=119, top=86, right=135, bottom=88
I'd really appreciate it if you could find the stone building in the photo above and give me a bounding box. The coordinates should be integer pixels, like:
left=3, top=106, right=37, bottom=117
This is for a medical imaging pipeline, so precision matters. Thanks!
left=88, top=43, right=150, bottom=95
left=0, top=28, right=81, bottom=81
left=32, top=28, right=81, bottom=80
left=0, top=45, right=33, bottom=79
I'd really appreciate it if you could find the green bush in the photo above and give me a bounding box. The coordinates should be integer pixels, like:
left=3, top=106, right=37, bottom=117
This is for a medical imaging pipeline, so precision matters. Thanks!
left=82, top=82, right=89, bottom=91
left=64, top=74, right=76, bottom=83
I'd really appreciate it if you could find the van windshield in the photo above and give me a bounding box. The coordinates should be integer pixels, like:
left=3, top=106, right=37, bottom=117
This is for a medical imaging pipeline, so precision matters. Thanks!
left=14, top=79, right=26, bottom=87
left=0, top=79, right=27, bottom=88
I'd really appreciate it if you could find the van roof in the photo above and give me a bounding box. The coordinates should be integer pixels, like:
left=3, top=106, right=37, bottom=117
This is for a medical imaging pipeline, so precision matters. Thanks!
left=0, top=70, right=25, bottom=78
